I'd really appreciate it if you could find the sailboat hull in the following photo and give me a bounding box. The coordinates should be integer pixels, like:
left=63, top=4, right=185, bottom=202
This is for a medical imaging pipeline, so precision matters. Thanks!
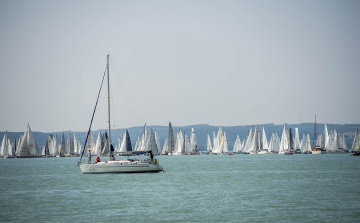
left=79, top=162, right=162, bottom=174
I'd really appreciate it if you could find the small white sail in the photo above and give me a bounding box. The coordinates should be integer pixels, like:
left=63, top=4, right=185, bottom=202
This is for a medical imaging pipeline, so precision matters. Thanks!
left=161, top=138, right=168, bottom=155
left=206, top=133, right=213, bottom=152
left=212, top=131, right=218, bottom=153
left=85, top=130, right=95, bottom=153
left=166, top=122, right=175, bottom=154
left=0, top=131, right=9, bottom=156
left=351, top=127, right=360, bottom=152
left=190, top=128, right=198, bottom=153
left=148, top=129, right=158, bottom=153
left=27, top=124, right=37, bottom=155
left=223, top=132, right=229, bottom=153
left=155, top=130, right=161, bottom=153
left=324, top=123, right=329, bottom=150
left=328, top=130, right=339, bottom=152
left=59, top=132, right=65, bottom=157
left=342, top=134, right=348, bottom=150
left=184, top=133, right=190, bottom=153
left=233, top=135, right=241, bottom=152
left=279, top=125, right=290, bottom=154
left=262, top=127, right=269, bottom=150
left=93, top=131, right=102, bottom=155
left=73, top=132, right=78, bottom=154
left=294, top=128, right=301, bottom=151
left=305, top=134, right=312, bottom=152
left=316, top=134, right=324, bottom=148
left=118, top=130, right=132, bottom=153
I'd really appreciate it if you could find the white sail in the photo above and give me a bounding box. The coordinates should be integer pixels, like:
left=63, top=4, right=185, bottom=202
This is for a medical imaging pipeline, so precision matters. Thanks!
left=174, top=129, right=184, bottom=155
left=0, top=131, right=9, bottom=156
left=148, top=129, right=158, bottom=153
left=206, top=133, right=213, bottom=152
left=7, top=136, right=14, bottom=156
left=85, top=130, right=95, bottom=153
left=218, top=127, right=224, bottom=153
left=279, top=125, right=290, bottom=154
left=73, top=132, right=78, bottom=154
left=243, top=127, right=254, bottom=153
left=184, top=133, right=190, bottom=153
left=51, top=134, right=58, bottom=155
left=155, top=130, right=161, bottom=153
left=223, top=132, right=229, bottom=153
left=17, top=124, right=38, bottom=156
left=316, top=134, right=324, bottom=148
left=233, top=135, right=241, bottom=152
left=324, top=123, right=329, bottom=150
left=118, top=130, right=132, bottom=153
left=261, top=127, right=269, bottom=150
left=59, top=132, right=65, bottom=156
left=294, top=128, right=301, bottom=151
left=17, top=128, right=29, bottom=157
left=342, top=134, right=348, bottom=150
left=351, top=127, right=360, bottom=152
left=305, top=133, right=312, bottom=152
left=167, top=122, right=175, bottom=154
left=115, top=137, right=122, bottom=153
left=93, top=131, right=102, bottom=155
left=190, top=128, right=198, bottom=153
left=212, top=131, right=218, bottom=153
left=269, top=132, right=279, bottom=153
left=161, top=137, right=168, bottom=155
left=27, top=124, right=37, bottom=155
left=41, top=145, right=46, bottom=156
left=328, top=130, right=339, bottom=152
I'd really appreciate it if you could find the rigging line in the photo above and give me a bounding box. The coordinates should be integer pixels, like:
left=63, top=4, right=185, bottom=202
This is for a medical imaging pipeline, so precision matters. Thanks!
left=110, top=63, right=137, bottom=135
left=109, top=57, right=142, bottom=126
left=107, top=59, right=136, bottom=126
left=79, top=66, right=107, bottom=163
left=109, top=80, right=116, bottom=129
left=109, top=58, right=141, bottom=137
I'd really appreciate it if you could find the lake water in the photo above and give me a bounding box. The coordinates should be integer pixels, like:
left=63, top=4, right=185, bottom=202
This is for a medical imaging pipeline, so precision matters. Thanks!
left=1, top=154, right=360, bottom=222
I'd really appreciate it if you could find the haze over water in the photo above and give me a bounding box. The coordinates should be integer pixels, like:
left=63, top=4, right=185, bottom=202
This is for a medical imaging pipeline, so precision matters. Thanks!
left=1, top=154, right=359, bottom=222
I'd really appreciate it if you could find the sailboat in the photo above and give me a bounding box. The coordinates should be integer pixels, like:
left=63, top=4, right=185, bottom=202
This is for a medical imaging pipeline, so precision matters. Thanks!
left=78, top=55, right=164, bottom=173
left=1, top=131, right=14, bottom=158
left=17, top=124, right=42, bottom=158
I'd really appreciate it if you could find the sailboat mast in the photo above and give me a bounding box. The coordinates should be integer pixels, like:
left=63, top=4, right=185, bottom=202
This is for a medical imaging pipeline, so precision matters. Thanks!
left=314, top=115, right=317, bottom=148
left=107, top=54, right=111, bottom=159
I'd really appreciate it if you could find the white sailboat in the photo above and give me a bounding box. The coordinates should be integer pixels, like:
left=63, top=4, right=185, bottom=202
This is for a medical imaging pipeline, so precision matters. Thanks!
left=279, top=125, right=291, bottom=155
left=92, top=131, right=102, bottom=155
left=206, top=132, right=213, bottom=153
left=1, top=131, right=14, bottom=158
left=294, top=128, right=301, bottom=152
left=79, top=55, right=164, bottom=173
left=258, top=127, right=269, bottom=154
left=232, top=135, right=242, bottom=153
left=189, top=128, right=199, bottom=154
left=165, top=122, right=175, bottom=155
left=17, top=124, right=41, bottom=158
left=351, top=127, right=360, bottom=153
left=155, top=130, right=161, bottom=154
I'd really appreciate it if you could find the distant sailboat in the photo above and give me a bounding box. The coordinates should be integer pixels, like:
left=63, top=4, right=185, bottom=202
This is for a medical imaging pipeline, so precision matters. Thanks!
left=17, top=124, right=41, bottom=158
left=0, top=131, right=14, bottom=158
left=233, top=135, right=242, bottom=153
left=206, top=132, right=213, bottom=153
left=279, top=125, right=291, bottom=155
left=351, top=127, right=360, bottom=153
left=57, top=132, right=65, bottom=157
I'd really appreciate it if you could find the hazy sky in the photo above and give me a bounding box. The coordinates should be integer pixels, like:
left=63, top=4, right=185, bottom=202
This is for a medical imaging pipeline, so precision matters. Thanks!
left=1, top=0, right=359, bottom=132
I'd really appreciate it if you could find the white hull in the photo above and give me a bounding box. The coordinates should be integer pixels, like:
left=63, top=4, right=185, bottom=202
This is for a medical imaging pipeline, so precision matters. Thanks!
left=257, top=151, right=269, bottom=155
left=79, top=160, right=162, bottom=174
left=312, top=150, right=326, bottom=154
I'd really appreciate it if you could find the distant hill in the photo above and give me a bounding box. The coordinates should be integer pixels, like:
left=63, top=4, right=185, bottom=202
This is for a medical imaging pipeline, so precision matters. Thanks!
left=1, top=123, right=358, bottom=152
